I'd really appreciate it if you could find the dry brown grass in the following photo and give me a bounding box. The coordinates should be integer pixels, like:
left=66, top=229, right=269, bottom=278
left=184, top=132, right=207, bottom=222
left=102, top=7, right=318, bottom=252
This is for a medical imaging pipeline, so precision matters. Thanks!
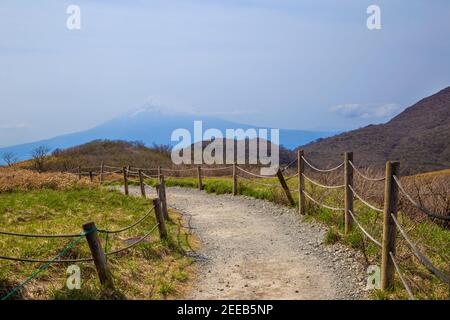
left=0, top=167, right=89, bottom=193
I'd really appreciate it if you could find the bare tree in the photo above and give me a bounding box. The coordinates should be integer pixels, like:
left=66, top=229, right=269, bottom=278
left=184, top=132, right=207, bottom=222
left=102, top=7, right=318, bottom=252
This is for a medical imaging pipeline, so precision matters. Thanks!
left=2, top=152, right=19, bottom=167
left=31, top=146, right=50, bottom=172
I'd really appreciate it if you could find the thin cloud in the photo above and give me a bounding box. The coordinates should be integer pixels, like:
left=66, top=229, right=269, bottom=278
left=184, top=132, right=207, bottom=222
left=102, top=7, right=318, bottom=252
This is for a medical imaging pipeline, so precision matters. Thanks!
left=330, top=103, right=401, bottom=119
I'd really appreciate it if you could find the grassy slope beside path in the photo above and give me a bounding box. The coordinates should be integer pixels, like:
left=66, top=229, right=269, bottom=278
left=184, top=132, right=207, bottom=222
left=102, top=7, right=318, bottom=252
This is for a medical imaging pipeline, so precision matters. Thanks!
left=0, top=187, right=197, bottom=300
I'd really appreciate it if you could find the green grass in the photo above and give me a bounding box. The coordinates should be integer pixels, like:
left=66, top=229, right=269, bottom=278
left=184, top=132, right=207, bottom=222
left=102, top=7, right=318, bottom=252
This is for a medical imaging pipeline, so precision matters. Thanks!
left=0, top=187, right=196, bottom=300
left=116, top=173, right=450, bottom=300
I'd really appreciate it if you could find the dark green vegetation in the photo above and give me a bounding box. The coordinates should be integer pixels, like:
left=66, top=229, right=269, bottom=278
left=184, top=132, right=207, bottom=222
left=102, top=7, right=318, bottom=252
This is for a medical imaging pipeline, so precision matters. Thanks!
left=0, top=187, right=196, bottom=300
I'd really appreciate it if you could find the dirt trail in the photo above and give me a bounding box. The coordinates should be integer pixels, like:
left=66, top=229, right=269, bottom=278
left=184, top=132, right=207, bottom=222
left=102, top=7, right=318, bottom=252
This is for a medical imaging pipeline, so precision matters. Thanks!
left=130, top=186, right=368, bottom=300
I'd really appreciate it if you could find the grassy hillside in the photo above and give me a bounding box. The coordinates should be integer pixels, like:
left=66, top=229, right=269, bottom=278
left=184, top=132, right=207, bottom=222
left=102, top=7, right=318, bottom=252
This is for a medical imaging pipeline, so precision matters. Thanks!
left=299, top=87, right=450, bottom=175
left=0, top=168, right=197, bottom=300
left=14, top=140, right=173, bottom=172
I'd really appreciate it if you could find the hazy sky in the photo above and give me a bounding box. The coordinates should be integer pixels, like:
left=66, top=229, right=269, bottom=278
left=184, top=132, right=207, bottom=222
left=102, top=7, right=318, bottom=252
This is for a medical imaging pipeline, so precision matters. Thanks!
left=1, top=0, right=449, bottom=147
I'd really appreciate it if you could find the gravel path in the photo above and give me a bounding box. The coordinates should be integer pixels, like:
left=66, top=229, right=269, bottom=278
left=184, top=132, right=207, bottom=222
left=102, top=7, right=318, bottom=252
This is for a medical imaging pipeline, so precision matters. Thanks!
left=130, top=186, right=368, bottom=300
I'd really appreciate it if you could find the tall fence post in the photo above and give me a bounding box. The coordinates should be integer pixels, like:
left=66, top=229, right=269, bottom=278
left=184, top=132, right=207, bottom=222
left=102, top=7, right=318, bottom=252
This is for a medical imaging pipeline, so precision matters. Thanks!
left=78, top=166, right=81, bottom=180
left=344, top=152, right=354, bottom=234
left=82, top=222, right=115, bottom=289
left=138, top=169, right=146, bottom=198
left=152, top=198, right=168, bottom=240
left=298, top=150, right=306, bottom=215
left=159, top=174, right=169, bottom=220
left=89, top=171, right=93, bottom=183
left=123, top=166, right=129, bottom=196
left=276, top=169, right=295, bottom=206
left=100, top=162, right=104, bottom=183
left=197, top=165, right=203, bottom=191
left=381, top=161, right=400, bottom=290
left=232, top=163, right=238, bottom=196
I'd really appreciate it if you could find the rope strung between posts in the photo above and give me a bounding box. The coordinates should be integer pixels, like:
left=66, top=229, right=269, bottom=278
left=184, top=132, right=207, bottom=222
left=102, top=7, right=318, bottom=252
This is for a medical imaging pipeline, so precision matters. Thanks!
left=303, top=190, right=344, bottom=211
left=0, top=230, right=82, bottom=238
left=391, top=213, right=450, bottom=284
left=200, top=166, right=233, bottom=171
left=142, top=172, right=159, bottom=179
left=302, top=173, right=345, bottom=189
left=236, top=166, right=276, bottom=179
left=281, top=158, right=298, bottom=172
left=1, top=227, right=96, bottom=301
left=284, top=173, right=299, bottom=181
left=161, top=167, right=197, bottom=172
left=348, top=185, right=384, bottom=213
left=302, top=156, right=344, bottom=173
left=97, top=205, right=156, bottom=234
left=104, top=223, right=160, bottom=256
left=389, top=251, right=415, bottom=300
left=349, top=161, right=385, bottom=182
left=393, top=175, right=450, bottom=221
left=237, top=174, right=281, bottom=188
left=348, top=210, right=381, bottom=247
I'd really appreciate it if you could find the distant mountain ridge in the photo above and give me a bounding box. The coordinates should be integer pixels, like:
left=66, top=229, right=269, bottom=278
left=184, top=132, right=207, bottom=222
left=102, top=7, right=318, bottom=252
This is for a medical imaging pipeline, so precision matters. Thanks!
left=0, top=108, right=333, bottom=164
left=300, top=87, right=450, bottom=174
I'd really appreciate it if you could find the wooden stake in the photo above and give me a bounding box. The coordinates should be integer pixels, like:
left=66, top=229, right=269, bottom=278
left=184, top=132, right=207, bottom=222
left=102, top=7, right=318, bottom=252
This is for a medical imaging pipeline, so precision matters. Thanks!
left=232, top=163, right=238, bottom=196
left=197, top=165, right=203, bottom=191
left=78, top=166, right=81, bottom=180
left=82, top=222, right=114, bottom=289
left=276, top=169, right=295, bottom=206
left=381, top=161, right=400, bottom=290
left=89, top=171, right=93, bottom=183
left=138, top=169, right=146, bottom=198
left=152, top=198, right=168, bottom=240
left=100, top=162, right=104, bottom=183
left=123, top=166, right=129, bottom=196
left=298, top=150, right=306, bottom=215
left=159, top=174, right=169, bottom=220
left=344, top=152, right=354, bottom=234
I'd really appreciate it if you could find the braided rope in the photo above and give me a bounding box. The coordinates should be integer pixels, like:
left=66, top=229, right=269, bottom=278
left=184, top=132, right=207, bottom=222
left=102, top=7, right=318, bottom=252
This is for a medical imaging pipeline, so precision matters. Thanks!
left=393, top=176, right=450, bottom=221
left=391, top=213, right=450, bottom=284
left=238, top=174, right=281, bottom=188
left=0, top=229, right=82, bottom=238
left=303, top=191, right=344, bottom=211
left=348, top=185, right=384, bottom=213
left=236, top=166, right=276, bottom=178
left=389, top=252, right=415, bottom=300
left=302, top=173, right=345, bottom=189
left=142, top=172, right=159, bottom=179
left=348, top=210, right=381, bottom=247
left=105, top=223, right=160, bottom=256
left=349, top=161, right=385, bottom=182
left=281, top=158, right=298, bottom=172
left=97, top=205, right=156, bottom=234
left=284, top=173, right=299, bottom=181
left=302, top=156, right=344, bottom=173
left=200, top=166, right=232, bottom=171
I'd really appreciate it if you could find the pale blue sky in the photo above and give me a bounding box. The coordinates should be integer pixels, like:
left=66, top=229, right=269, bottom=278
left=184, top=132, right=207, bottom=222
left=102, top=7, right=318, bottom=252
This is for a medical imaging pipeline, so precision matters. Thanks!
left=0, top=0, right=449, bottom=147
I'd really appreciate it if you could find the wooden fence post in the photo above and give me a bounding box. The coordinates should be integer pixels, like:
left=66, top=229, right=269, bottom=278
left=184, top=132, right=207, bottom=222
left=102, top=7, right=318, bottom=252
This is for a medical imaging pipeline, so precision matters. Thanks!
left=381, top=161, right=400, bottom=290
left=344, top=152, right=354, bottom=234
left=123, top=166, right=129, bottom=196
left=159, top=174, right=169, bottom=220
left=89, top=171, right=93, bottom=183
left=100, top=162, right=104, bottom=183
left=232, top=163, right=238, bottom=196
left=82, top=222, right=114, bottom=289
left=298, top=150, right=306, bottom=215
left=78, top=166, right=82, bottom=180
left=138, top=169, right=146, bottom=198
left=276, top=169, right=295, bottom=206
left=152, top=198, right=168, bottom=240
left=197, top=165, right=203, bottom=191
